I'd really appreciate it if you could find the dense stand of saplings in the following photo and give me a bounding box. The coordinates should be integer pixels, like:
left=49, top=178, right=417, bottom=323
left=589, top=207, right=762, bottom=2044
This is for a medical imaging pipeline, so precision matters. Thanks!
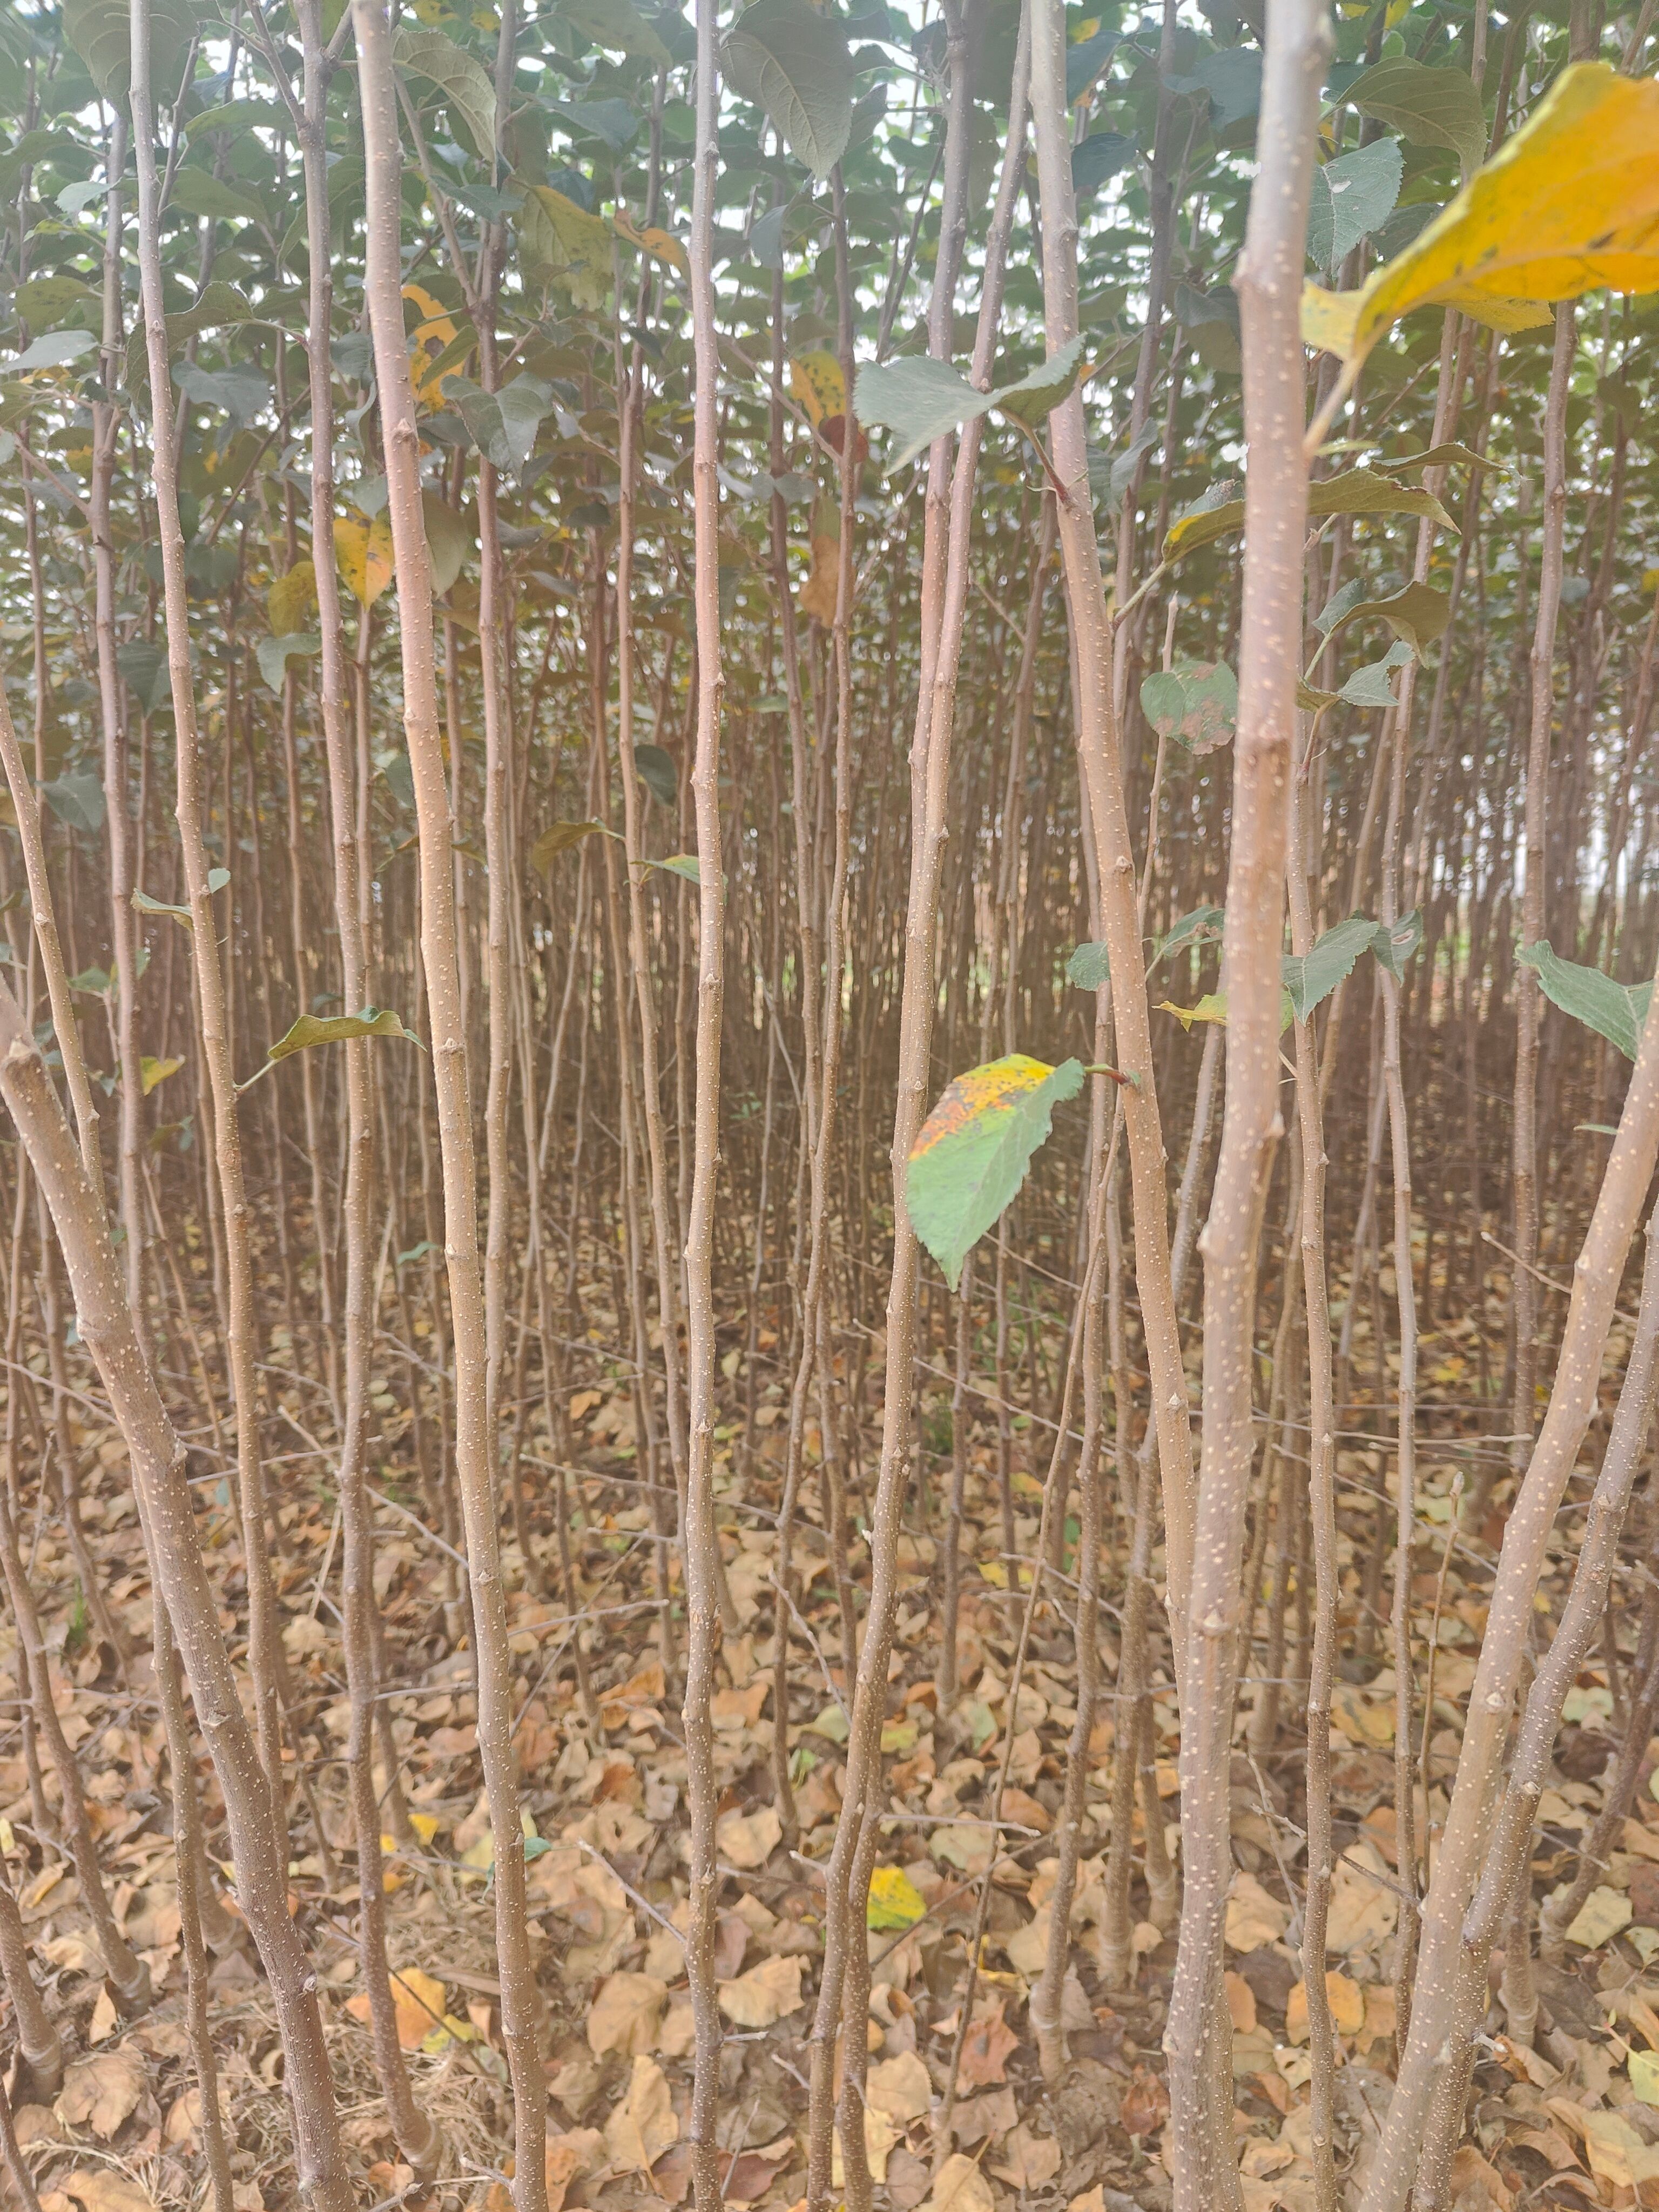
left=0, top=1, right=1657, bottom=2209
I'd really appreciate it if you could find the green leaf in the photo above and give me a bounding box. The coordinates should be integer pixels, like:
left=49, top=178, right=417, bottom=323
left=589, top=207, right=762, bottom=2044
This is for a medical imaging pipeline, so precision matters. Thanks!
left=172, top=360, right=269, bottom=428
left=1518, top=942, right=1652, bottom=1062
left=633, top=744, right=679, bottom=808
left=855, top=356, right=989, bottom=473
left=63, top=0, right=197, bottom=104
left=1307, top=137, right=1402, bottom=273
left=1066, top=941, right=1110, bottom=991
left=266, top=1006, right=423, bottom=1064
left=1164, top=468, right=1455, bottom=563
left=991, top=334, right=1086, bottom=432
left=1344, top=57, right=1487, bottom=178
left=655, top=854, right=700, bottom=885
left=1371, top=911, right=1423, bottom=980
left=1309, top=468, right=1459, bottom=534
left=721, top=0, right=853, bottom=180
left=1374, top=442, right=1496, bottom=474
left=906, top=1054, right=1085, bottom=1292
left=558, top=0, right=671, bottom=64
left=13, top=276, right=100, bottom=332
left=1073, top=129, right=1135, bottom=199
left=1282, top=915, right=1378, bottom=1023
left=132, top=888, right=193, bottom=926
left=531, top=820, right=616, bottom=872
left=392, top=25, right=499, bottom=159
left=169, top=168, right=266, bottom=225
left=206, top=867, right=230, bottom=895
left=1139, top=660, right=1237, bottom=753
left=257, top=633, right=321, bottom=696
left=68, top=965, right=112, bottom=995
left=1156, top=904, right=1225, bottom=963
left=1162, top=477, right=1243, bottom=559
left=3, top=328, right=97, bottom=377
left=41, top=771, right=105, bottom=833
left=1317, top=578, right=1449, bottom=655
left=1339, top=639, right=1414, bottom=707
left=516, top=187, right=612, bottom=312
left=422, top=493, right=473, bottom=597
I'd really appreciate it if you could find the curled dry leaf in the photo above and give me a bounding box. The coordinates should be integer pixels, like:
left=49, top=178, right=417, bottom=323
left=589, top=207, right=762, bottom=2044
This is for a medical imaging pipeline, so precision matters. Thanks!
left=604, top=2053, right=678, bottom=2174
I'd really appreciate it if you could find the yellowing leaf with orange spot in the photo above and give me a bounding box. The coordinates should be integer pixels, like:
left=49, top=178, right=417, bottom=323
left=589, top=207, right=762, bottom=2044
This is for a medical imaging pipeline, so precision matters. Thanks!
left=346, top=1966, right=448, bottom=2049
left=906, top=1053, right=1085, bottom=1293
left=613, top=210, right=687, bottom=274
left=268, top=558, right=317, bottom=635
left=336, top=515, right=394, bottom=606
left=1303, top=63, right=1659, bottom=370
left=789, top=349, right=845, bottom=428
left=798, top=535, right=840, bottom=625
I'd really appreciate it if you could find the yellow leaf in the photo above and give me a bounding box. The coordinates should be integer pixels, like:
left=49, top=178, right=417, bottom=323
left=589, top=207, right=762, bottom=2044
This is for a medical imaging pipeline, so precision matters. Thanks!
left=335, top=514, right=394, bottom=606
left=789, top=349, right=845, bottom=428
left=409, top=1812, right=440, bottom=1845
left=268, top=558, right=317, bottom=633
left=140, top=1055, right=183, bottom=1096
left=402, top=282, right=450, bottom=327
left=1305, top=64, right=1659, bottom=370
left=866, top=1865, right=927, bottom=1931
left=346, top=1966, right=447, bottom=2049
left=1632, top=2049, right=1659, bottom=2107
left=613, top=209, right=687, bottom=274
left=520, top=187, right=613, bottom=311
left=797, top=535, right=841, bottom=625
left=1157, top=993, right=1229, bottom=1032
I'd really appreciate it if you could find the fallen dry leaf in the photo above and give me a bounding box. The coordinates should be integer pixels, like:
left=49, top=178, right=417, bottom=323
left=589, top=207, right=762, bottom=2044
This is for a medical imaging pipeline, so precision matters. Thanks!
left=56, top=2047, right=146, bottom=2140
left=991, top=2122, right=1062, bottom=2189
left=1325, top=1842, right=1398, bottom=1954
left=61, top=2171, right=155, bottom=2212
left=717, top=1954, right=804, bottom=2029
left=956, top=1997, right=1019, bottom=2088
left=1225, top=1870, right=1289, bottom=1951
left=604, top=2053, right=678, bottom=2174
left=867, top=2051, right=933, bottom=2123
left=546, top=2127, right=606, bottom=2212
left=717, top=1806, right=783, bottom=1870
left=588, top=1972, right=669, bottom=2058
left=833, top=2103, right=899, bottom=2187
left=919, top=2152, right=996, bottom=2212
